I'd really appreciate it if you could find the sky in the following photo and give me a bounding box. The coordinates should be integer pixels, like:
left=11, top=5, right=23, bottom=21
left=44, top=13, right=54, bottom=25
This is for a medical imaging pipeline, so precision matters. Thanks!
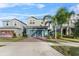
left=0, top=3, right=79, bottom=26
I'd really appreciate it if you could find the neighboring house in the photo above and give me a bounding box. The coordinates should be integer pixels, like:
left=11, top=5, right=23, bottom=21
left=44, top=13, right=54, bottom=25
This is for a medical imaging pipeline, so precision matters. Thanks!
left=62, top=14, right=79, bottom=36
left=0, top=18, right=27, bottom=37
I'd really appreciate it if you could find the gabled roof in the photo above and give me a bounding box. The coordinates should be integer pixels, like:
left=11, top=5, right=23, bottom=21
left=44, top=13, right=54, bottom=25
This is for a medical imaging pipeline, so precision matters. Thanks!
left=28, top=16, right=42, bottom=20
left=12, top=18, right=27, bottom=25
left=3, top=18, right=27, bottom=26
left=27, top=16, right=39, bottom=20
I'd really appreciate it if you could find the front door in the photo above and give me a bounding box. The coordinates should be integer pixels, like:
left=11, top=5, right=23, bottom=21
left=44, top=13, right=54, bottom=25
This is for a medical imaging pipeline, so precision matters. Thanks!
left=31, top=29, right=42, bottom=37
left=36, top=30, right=42, bottom=37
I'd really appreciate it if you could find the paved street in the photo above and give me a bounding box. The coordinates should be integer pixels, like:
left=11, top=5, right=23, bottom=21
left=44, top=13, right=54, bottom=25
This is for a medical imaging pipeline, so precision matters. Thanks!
left=0, top=37, right=63, bottom=56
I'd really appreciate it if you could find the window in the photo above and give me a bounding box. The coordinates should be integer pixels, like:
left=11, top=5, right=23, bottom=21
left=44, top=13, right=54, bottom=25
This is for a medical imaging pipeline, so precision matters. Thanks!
left=30, top=22, right=32, bottom=24
left=6, top=22, right=8, bottom=26
left=15, top=23, right=16, bottom=26
left=41, top=22, right=43, bottom=24
left=30, top=22, right=35, bottom=24
left=33, top=22, right=35, bottom=24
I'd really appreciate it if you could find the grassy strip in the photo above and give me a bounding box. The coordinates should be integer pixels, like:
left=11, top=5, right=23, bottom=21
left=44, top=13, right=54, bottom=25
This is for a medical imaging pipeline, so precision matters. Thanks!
left=47, top=38, right=69, bottom=43
left=52, top=46, right=79, bottom=56
left=0, top=37, right=26, bottom=42
left=46, top=39, right=58, bottom=43
left=0, top=45, right=6, bottom=47
left=51, top=46, right=71, bottom=56
left=61, top=38, right=79, bottom=42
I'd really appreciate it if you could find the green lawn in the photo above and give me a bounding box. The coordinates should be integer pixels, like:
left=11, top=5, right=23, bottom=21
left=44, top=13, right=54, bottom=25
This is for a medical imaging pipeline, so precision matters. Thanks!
left=47, top=38, right=70, bottom=43
left=0, top=45, right=6, bottom=47
left=61, top=38, right=79, bottom=42
left=46, top=39, right=59, bottom=43
left=0, top=37, right=26, bottom=42
left=52, top=46, right=79, bottom=56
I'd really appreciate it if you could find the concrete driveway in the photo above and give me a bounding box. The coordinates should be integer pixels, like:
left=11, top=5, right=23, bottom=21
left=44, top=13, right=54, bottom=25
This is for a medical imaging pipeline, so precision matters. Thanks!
left=0, top=37, right=63, bottom=56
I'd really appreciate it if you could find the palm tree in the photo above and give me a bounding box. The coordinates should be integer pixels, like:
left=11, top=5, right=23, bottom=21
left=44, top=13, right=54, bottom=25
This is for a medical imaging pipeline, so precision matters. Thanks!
left=43, top=15, right=52, bottom=36
left=52, top=16, right=57, bottom=39
left=43, top=15, right=58, bottom=39
left=55, top=7, right=70, bottom=38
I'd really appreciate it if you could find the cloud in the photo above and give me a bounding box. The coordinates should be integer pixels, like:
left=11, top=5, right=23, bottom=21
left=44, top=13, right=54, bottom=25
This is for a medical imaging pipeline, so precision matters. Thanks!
left=22, top=3, right=45, bottom=9
left=0, top=3, right=34, bottom=9
left=0, top=13, right=23, bottom=20
left=0, top=16, right=17, bottom=19
left=70, top=4, right=79, bottom=13
left=0, top=12, right=50, bottom=20
left=36, top=4, right=45, bottom=9
left=24, top=3, right=35, bottom=6
left=0, top=3, right=18, bottom=8
left=0, top=3, right=45, bottom=10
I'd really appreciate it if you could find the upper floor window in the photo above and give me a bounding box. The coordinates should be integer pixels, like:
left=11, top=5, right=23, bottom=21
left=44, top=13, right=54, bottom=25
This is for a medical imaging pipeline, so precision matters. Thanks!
left=33, top=22, right=35, bottom=24
left=30, top=22, right=32, bottom=24
left=30, top=22, right=35, bottom=24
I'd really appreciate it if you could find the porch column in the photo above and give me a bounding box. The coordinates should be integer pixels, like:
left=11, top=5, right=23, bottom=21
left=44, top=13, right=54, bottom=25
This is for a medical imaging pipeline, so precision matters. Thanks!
left=34, top=29, right=36, bottom=37
left=44, top=30, right=48, bottom=36
left=42, top=30, right=43, bottom=37
left=69, top=28, right=72, bottom=35
left=42, top=29, right=45, bottom=37
left=66, top=27, right=69, bottom=36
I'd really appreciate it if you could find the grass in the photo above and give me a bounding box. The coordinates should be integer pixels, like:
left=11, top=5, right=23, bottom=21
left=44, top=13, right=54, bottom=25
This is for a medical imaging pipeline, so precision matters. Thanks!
left=51, top=46, right=79, bottom=56
left=46, top=39, right=59, bottom=43
left=61, top=38, right=79, bottom=42
left=0, top=37, right=26, bottom=42
left=0, top=45, right=6, bottom=47
left=47, top=38, right=70, bottom=43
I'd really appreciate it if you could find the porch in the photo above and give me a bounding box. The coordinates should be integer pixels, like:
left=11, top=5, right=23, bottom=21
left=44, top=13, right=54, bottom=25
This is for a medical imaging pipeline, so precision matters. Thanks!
left=26, top=26, right=48, bottom=37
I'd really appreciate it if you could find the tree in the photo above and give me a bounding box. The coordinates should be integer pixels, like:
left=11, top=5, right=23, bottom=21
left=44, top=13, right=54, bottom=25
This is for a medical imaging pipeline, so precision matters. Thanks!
left=55, top=7, right=71, bottom=38
left=23, top=27, right=27, bottom=37
left=43, top=15, right=52, bottom=36
left=52, top=16, right=58, bottom=39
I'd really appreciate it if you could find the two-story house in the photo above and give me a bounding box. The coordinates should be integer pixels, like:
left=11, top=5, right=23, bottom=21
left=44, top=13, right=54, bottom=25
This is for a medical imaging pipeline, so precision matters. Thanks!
left=26, top=16, right=51, bottom=37
left=0, top=18, right=27, bottom=37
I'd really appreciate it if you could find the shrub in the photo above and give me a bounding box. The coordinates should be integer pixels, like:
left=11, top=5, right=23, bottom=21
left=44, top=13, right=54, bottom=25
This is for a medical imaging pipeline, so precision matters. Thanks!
left=63, top=35, right=74, bottom=38
left=57, top=32, right=61, bottom=39
left=47, top=35, right=52, bottom=39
